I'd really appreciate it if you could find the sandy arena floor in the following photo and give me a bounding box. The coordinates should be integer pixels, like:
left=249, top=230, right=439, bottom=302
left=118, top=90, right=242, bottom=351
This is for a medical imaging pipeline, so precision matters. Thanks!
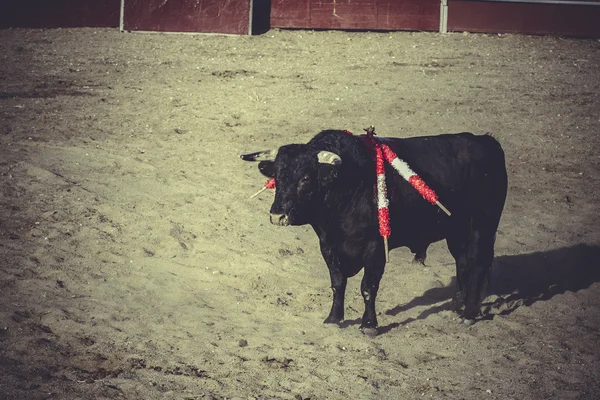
left=1, top=28, right=599, bottom=399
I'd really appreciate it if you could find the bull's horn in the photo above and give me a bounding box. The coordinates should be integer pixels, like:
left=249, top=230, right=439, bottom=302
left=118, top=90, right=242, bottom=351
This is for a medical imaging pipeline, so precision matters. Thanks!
left=240, top=149, right=278, bottom=162
left=317, top=151, right=342, bottom=165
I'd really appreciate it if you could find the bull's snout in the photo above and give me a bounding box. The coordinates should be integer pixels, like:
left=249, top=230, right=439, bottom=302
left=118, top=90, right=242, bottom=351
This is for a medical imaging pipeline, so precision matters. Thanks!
left=270, top=213, right=290, bottom=226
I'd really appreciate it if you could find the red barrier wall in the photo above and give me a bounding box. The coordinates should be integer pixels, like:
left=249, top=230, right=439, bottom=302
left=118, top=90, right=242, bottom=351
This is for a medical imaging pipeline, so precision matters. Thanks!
left=271, top=0, right=440, bottom=32
left=0, top=0, right=120, bottom=29
left=448, top=1, right=600, bottom=38
left=123, top=0, right=251, bottom=35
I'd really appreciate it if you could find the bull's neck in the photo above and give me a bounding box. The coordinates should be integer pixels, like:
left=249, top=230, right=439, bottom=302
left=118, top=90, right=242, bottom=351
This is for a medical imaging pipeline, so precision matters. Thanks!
left=311, top=179, right=374, bottom=233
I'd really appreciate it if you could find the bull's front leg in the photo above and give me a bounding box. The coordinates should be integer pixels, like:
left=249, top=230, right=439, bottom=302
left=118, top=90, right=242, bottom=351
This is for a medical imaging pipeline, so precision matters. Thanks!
left=360, top=241, right=386, bottom=337
left=317, top=236, right=347, bottom=324
left=324, top=265, right=347, bottom=324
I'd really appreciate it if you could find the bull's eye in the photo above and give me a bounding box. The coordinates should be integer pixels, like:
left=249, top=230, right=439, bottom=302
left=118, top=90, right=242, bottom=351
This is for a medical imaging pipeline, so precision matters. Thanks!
left=299, top=175, right=311, bottom=185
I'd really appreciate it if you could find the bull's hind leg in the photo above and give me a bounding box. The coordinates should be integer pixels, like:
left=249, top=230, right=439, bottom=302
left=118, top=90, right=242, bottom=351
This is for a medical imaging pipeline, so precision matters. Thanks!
left=412, top=246, right=428, bottom=266
left=462, top=229, right=495, bottom=320
left=448, top=228, right=495, bottom=321
left=447, top=235, right=469, bottom=313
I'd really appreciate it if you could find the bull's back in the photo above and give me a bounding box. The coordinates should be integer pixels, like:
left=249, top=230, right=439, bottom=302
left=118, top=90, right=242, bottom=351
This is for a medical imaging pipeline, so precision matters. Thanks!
left=391, top=132, right=506, bottom=191
left=387, top=132, right=507, bottom=228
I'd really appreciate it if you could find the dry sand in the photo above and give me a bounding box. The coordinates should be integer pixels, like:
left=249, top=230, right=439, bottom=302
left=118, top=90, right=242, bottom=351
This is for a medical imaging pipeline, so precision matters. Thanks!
left=1, top=28, right=599, bottom=399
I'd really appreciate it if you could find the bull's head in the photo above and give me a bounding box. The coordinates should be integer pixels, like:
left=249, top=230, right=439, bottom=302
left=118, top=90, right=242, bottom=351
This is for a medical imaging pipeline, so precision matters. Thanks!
left=241, top=145, right=342, bottom=226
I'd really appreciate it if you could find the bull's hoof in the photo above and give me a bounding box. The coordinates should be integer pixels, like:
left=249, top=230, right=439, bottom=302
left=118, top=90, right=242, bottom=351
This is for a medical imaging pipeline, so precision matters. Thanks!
left=360, top=327, right=378, bottom=338
left=462, top=304, right=481, bottom=321
left=324, top=316, right=343, bottom=325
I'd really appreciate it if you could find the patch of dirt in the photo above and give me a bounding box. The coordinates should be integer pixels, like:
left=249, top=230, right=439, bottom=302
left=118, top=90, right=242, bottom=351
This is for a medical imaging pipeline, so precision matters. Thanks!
left=1, top=28, right=599, bottom=400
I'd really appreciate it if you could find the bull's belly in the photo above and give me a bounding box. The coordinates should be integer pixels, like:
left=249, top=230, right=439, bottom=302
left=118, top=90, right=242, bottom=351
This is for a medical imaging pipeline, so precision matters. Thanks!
left=337, top=240, right=371, bottom=277
left=388, top=206, right=449, bottom=253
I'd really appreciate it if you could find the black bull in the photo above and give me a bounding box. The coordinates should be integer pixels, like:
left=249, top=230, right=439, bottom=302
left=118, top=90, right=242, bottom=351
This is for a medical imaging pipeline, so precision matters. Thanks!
left=241, top=130, right=507, bottom=336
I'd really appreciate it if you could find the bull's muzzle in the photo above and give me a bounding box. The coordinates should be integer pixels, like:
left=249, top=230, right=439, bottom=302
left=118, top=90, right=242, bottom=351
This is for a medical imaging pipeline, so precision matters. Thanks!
left=270, top=213, right=290, bottom=226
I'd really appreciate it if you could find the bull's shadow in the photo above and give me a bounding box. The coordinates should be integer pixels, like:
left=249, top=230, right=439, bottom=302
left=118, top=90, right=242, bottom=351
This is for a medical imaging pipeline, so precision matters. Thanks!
left=379, top=243, right=600, bottom=334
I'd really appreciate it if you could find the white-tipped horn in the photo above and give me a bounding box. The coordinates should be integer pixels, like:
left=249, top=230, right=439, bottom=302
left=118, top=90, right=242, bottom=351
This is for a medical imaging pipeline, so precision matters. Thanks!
left=317, top=151, right=342, bottom=166
left=240, top=149, right=278, bottom=161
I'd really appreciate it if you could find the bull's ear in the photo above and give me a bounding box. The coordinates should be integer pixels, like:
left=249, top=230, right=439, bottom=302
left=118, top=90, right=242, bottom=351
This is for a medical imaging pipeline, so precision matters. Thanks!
left=258, top=161, right=275, bottom=178
left=318, top=165, right=339, bottom=186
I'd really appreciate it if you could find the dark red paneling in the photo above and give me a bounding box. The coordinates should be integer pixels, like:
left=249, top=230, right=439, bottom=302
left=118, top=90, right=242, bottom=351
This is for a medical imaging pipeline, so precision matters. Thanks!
left=448, top=1, right=600, bottom=38
left=376, top=1, right=439, bottom=31
left=271, top=0, right=439, bottom=31
left=123, top=0, right=251, bottom=34
left=270, top=0, right=311, bottom=28
left=0, top=0, right=120, bottom=29
left=310, top=2, right=378, bottom=29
